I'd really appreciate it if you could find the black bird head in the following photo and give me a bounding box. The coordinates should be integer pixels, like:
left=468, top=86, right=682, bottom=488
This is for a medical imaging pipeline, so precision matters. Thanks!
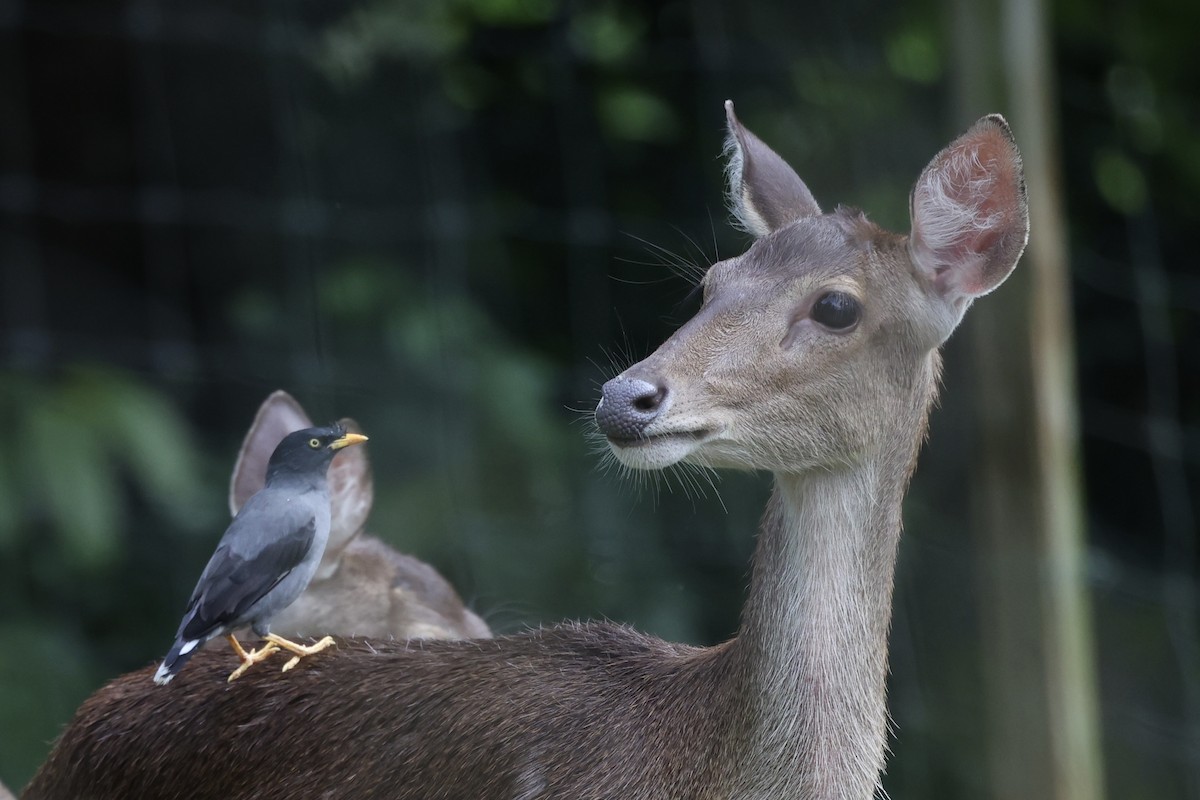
left=265, top=424, right=369, bottom=484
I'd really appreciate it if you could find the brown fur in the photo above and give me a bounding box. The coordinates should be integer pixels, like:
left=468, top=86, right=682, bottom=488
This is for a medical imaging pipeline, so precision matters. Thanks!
left=29, top=628, right=738, bottom=800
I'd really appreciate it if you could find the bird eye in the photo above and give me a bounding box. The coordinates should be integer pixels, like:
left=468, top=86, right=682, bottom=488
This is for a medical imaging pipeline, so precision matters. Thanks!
left=309, top=438, right=321, bottom=449
left=810, top=291, right=861, bottom=331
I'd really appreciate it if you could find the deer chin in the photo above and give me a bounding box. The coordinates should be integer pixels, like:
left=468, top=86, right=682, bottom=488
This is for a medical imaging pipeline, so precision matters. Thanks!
left=606, top=427, right=718, bottom=470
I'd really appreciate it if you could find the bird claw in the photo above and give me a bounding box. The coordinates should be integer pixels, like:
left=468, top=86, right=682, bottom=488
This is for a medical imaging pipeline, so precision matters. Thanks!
left=226, top=643, right=281, bottom=683
left=269, top=634, right=337, bottom=673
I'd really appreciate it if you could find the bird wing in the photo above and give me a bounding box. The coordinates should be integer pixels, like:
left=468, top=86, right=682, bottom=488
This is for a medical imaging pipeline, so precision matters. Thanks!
left=179, top=504, right=317, bottom=641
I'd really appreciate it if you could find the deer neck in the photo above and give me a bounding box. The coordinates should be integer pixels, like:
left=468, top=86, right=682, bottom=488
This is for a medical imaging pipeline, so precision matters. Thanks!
left=729, top=377, right=932, bottom=799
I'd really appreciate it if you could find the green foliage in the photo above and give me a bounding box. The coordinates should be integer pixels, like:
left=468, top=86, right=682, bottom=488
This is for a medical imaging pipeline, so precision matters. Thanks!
left=0, top=440, right=19, bottom=550
left=569, top=6, right=647, bottom=65
left=598, top=87, right=680, bottom=143
left=1105, top=65, right=1163, bottom=154
left=1094, top=147, right=1148, bottom=215
left=466, top=0, right=557, bottom=26
left=317, top=0, right=561, bottom=86
left=0, top=622, right=96, bottom=789
left=0, top=369, right=203, bottom=569
left=318, top=0, right=468, bottom=84
left=885, top=24, right=943, bottom=84
left=24, top=397, right=118, bottom=567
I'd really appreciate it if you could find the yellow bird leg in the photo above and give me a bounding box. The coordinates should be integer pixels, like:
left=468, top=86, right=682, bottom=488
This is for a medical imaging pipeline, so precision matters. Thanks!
left=262, top=633, right=337, bottom=673
left=226, top=634, right=280, bottom=683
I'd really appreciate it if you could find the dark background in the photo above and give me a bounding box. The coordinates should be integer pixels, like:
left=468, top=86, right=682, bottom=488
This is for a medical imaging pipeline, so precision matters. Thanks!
left=1, top=0, right=1197, bottom=796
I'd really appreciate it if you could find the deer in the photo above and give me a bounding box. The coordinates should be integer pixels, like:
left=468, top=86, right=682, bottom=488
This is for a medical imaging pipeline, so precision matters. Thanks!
left=224, top=390, right=491, bottom=642
left=23, top=100, right=1027, bottom=800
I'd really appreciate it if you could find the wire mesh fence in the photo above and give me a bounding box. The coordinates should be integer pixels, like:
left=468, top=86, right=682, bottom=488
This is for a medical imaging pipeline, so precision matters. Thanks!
left=1, top=0, right=1197, bottom=796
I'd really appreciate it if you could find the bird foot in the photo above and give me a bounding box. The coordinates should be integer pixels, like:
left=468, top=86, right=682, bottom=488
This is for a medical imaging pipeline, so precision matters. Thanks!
left=226, top=642, right=281, bottom=683
left=264, top=634, right=337, bottom=673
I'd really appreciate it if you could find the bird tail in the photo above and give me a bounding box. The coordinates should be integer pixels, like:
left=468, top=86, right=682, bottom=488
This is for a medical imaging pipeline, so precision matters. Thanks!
left=153, top=637, right=202, bottom=685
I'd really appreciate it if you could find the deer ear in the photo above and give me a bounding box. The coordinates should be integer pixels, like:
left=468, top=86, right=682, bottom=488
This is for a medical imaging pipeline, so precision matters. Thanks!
left=229, top=390, right=312, bottom=516
left=325, top=416, right=373, bottom=565
left=724, top=100, right=821, bottom=237
left=909, top=114, right=1029, bottom=303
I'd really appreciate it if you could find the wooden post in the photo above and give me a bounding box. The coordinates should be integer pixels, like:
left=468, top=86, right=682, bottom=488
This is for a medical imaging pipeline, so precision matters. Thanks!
left=949, top=0, right=1106, bottom=797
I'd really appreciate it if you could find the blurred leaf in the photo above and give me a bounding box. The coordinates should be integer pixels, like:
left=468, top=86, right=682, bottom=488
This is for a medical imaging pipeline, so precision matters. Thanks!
left=317, top=0, right=468, bottom=86
left=387, top=295, right=489, bottom=367
left=1, top=367, right=204, bottom=564
left=569, top=7, right=646, bottom=65
left=320, top=259, right=396, bottom=320
left=480, top=353, right=557, bottom=449
left=1105, top=65, right=1163, bottom=153
left=1094, top=148, right=1148, bottom=214
left=0, top=444, right=17, bottom=550
left=0, top=622, right=96, bottom=789
left=791, top=57, right=843, bottom=108
left=442, top=62, right=501, bottom=111
left=885, top=27, right=942, bottom=84
left=23, top=399, right=120, bottom=568
left=466, top=0, right=557, bottom=25
left=76, top=371, right=204, bottom=520
left=598, top=87, right=679, bottom=143
left=316, top=0, right=563, bottom=87
left=227, top=289, right=282, bottom=337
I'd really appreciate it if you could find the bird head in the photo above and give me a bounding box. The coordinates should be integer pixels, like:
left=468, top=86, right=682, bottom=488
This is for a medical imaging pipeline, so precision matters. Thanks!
left=231, top=392, right=375, bottom=579
left=265, top=424, right=369, bottom=484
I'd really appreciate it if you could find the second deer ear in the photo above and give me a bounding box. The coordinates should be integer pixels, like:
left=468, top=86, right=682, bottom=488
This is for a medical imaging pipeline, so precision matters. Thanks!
left=724, top=100, right=821, bottom=237
left=909, top=114, right=1029, bottom=305
left=327, top=416, right=373, bottom=549
left=229, top=390, right=312, bottom=515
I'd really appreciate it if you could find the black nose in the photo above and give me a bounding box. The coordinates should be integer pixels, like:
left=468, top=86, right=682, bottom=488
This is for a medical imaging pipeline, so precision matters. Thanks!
left=595, top=377, right=669, bottom=441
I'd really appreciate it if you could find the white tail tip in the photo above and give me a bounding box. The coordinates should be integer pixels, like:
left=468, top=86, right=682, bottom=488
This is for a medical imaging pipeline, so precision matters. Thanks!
left=152, top=664, right=174, bottom=685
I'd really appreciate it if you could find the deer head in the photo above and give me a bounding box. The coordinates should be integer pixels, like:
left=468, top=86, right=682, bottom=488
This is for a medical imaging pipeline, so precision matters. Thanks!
left=598, top=102, right=1026, bottom=477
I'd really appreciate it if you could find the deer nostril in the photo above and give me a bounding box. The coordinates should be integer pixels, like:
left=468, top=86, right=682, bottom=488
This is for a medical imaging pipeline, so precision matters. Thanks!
left=633, top=386, right=667, bottom=412
left=596, top=377, right=671, bottom=440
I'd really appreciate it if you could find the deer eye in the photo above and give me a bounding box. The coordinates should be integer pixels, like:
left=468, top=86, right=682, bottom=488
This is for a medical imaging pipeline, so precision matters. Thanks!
left=309, top=438, right=321, bottom=449
left=810, top=291, right=861, bottom=331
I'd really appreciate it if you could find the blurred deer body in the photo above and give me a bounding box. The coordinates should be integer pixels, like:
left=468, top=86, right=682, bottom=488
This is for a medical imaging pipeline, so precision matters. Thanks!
left=225, top=390, right=490, bottom=642
left=24, top=102, right=1027, bottom=800
left=273, top=535, right=491, bottom=640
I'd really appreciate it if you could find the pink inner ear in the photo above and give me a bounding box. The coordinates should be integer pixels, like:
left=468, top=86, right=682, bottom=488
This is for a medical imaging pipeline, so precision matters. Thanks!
left=327, top=417, right=373, bottom=546
left=913, top=118, right=1027, bottom=301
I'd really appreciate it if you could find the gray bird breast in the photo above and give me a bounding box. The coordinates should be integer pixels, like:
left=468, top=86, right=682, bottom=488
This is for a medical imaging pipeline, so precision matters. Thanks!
left=240, top=491, right=332, bottom=636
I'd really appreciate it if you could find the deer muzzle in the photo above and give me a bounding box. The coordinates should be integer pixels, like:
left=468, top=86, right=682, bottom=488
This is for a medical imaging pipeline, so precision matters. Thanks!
left=595, top=377, right=670, bottom=443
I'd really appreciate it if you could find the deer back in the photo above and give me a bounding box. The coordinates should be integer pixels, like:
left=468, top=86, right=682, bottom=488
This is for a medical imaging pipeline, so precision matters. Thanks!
left=25, top=628, right=737, bottom=800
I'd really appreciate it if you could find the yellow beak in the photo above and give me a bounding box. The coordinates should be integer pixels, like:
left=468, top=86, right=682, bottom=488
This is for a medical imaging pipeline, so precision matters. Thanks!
left=328, top=432, right=369, bottom=450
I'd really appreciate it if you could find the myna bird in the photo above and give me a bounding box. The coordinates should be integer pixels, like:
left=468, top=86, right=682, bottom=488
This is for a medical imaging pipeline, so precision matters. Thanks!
left=153, top=424, right=368, bottom=685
